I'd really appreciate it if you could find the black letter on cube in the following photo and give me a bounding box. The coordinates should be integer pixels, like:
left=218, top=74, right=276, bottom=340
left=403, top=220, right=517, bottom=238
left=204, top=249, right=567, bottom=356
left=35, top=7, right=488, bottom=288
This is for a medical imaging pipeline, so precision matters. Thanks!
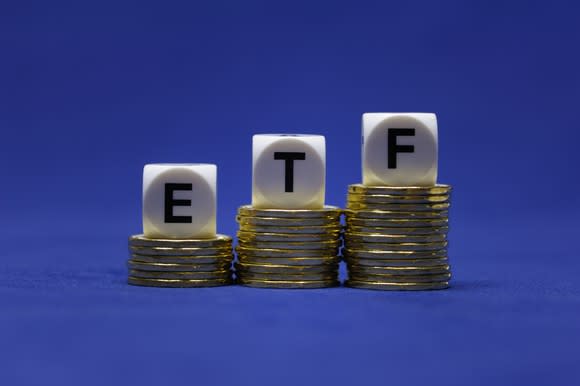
left=274, top=152, right=306, bottom=192
left=164, top=183, right=193, bottom=223
left=388, top=128, right=415, bottom=169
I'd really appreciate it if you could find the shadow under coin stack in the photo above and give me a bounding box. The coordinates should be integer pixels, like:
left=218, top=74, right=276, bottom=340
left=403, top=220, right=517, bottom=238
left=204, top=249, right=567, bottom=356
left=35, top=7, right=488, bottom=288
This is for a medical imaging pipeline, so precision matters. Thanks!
left=127, top=235, right=233, bottom=287
left=343, top=184, right=452, bottom=290
left=127, top=163, right=234, bottom=287
left=235, top=205, right=342, bottom=288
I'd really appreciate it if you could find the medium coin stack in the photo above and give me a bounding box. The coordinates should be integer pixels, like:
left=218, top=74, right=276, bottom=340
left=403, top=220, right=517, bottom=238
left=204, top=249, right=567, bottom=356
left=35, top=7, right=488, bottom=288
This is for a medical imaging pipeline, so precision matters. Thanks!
left=127, top=234, right=234, bottom=287
left=343, top=184, right=452, bottom=290
left=235, top=205, right=342, bottom=288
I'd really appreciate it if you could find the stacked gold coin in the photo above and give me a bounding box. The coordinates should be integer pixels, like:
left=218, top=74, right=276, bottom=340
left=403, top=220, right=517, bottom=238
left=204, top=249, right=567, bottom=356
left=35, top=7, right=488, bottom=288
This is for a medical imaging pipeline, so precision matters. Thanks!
left=235, top=205, right=342, bottom=288
left=343, top=184, right=452, bottom=290
left=127, top=234, right=234, bottom=287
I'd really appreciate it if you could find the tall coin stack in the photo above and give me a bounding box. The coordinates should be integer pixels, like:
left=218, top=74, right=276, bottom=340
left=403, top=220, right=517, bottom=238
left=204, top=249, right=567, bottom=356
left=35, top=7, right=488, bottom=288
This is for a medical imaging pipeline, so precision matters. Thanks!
left=349, top=112, right=451, bottom=290
left=127, top=234, right=233, bottom=287
left=235, top=205, right=342, bottom=288
left=343, top=184, right=452, bottom=290
left=239, top=134, right=339, bottom=288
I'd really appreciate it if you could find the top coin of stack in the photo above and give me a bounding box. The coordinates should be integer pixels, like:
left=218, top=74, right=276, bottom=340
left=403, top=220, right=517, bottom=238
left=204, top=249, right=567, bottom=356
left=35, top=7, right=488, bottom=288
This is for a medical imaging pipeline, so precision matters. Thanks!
left=343, top=113, right=452, bottom=290
left=127, top=164, right=233, bottom=287
left=235, top=134, right=341, bottom=288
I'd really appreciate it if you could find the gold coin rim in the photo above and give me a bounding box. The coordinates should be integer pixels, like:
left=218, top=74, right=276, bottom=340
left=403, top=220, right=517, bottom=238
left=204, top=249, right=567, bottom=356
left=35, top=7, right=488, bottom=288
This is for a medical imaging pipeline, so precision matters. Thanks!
left=346, top=280, right=450, bottom=290
left=237, top=216, right=340, bottom=226
left=343, top=240, right=448, bottom=251
left=237, top=271, right=338, bottom=281
left=128, top=259, right=231, bottom=271
left=127, top=276, right=232, bottom=287
left=129, top=269, right=231, bottom=279
left=238, top=256, right=340, bottom=265
left=129, top=245, right=232, bottom=256
left=236, top=246, right=339, bottom=258
left=235, top=262, right=339, bottom=273
left=343, top=248, right=447, bottom=258
left=345, top=231, right=447, bottom=238
left=238, top=239, right=341, bottom=250
left=348, top=272, right=452, bottom=283
left=345, top=225, right=449, bottom=235
left=347, top=264, right=450, bottom=275
left=345, top=207, right=449, bottom=215
left=347, top=194, right=450, bottom=204
left=238, top=224, right=343, bottom=234
left=129, top=234, right=232, bottom=247
left=237, top=205, right=342, bottom=218
left=344, top=257, right=449, bottom=267
left=348, top=184, right=452, bottom=196
left=237, top=278, right=339, bottom=288
left=129, top=254, right=232, bottom=265
left=236, top=231, right=340, bottom=242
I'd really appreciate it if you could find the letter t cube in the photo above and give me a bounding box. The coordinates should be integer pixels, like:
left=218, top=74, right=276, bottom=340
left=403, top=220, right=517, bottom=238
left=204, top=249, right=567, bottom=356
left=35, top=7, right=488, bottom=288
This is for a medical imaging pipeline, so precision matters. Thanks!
left=252, top=134, right=325, bottom=209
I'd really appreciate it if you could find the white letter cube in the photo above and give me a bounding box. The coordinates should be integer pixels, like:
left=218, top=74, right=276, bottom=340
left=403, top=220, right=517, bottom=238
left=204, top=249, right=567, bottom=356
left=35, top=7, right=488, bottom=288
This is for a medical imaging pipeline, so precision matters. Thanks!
left=142, top=164, right=217, bottom=239
left=362, top=113, right=438, bottom=186
left=252, top=134, right=325, bottom=209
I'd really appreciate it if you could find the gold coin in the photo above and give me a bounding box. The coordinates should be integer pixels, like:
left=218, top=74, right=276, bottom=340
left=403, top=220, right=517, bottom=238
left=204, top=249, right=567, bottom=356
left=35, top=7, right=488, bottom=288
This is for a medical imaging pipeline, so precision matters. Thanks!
left=237, top=231, right=339, bottom=242
left=237, top=271, right=337, bottom=282
left=345, top=225, right=448, bottom=235
left=346, top=280, right=449, bottom=290
left=238, top=224, right=342, bottom=234
left=237, top=205, right=342, bottom=219
left=347, top=264, right=450, bottom=275
left=128, top=276, right=232, bottom=288
left=128, top=234, right=232, bottom=248
left=344, top=232, right=447, bottom=243
left=344, top=209, right=448, bottom=220
left=344, top=202, right=451, bottom=214
left=346, top=202, right=450, bottom=211
left=343, top=248, right=447, bottom=260
left=345, top=217, right=449, bottom=228
left=130, top=253, right=231, bottom=265
left=129, top=269, right=231, bottom=280
left=348, top=184, right=451, bottom=196
left=348, top=272, right=451, bottom=283
left=344, top=257, right=449, bottom=267
left=235, top=262, right=338, bottom=274
left=238, top=239, right=341, bottom=250
left=236, top=246, right=339, bottom=258
left=237, top=216, right=339, bottom=227
left=129, top=245, right=232, bottom=256
left=344, top=240, right=448, bottom=252
left=237, top=255, right=339, bottom=266
left=128, top=259, right=230, bottom=271
left=237, top=278, right=339, bottom=289
left=348, top=193, right=449, bottom=204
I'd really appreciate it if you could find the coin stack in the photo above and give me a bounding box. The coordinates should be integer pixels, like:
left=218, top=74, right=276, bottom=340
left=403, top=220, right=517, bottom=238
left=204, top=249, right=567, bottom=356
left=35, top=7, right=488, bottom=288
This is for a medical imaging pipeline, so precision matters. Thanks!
left=127, top=234, right=234, bottom=287
left=235, top=205, right=342, bottom=288
left=342, top=184, right=452, bottom=290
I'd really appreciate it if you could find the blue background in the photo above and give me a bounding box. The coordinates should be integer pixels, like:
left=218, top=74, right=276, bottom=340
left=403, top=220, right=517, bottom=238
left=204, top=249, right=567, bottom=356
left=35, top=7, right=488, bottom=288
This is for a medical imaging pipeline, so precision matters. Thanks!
left=1, top=1, right=579, bottom=385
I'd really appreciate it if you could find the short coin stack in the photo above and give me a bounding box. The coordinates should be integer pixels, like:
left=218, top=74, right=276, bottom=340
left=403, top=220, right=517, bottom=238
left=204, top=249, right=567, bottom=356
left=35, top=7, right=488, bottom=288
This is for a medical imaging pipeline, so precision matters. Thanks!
left=343, top=184, right=452, bottom=290
left=127, top=234, right=234, bottom=287
left=235, top=205, right=342, bottom=288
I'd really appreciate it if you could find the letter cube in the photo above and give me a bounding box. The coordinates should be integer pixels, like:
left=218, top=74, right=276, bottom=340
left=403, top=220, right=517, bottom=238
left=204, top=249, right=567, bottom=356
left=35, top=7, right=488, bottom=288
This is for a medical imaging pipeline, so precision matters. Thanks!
left=142, top=164, right=217, bottom=239
left=252, top=134, right=325, bottom=209
left=362, top=113, right=438, bottom=186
